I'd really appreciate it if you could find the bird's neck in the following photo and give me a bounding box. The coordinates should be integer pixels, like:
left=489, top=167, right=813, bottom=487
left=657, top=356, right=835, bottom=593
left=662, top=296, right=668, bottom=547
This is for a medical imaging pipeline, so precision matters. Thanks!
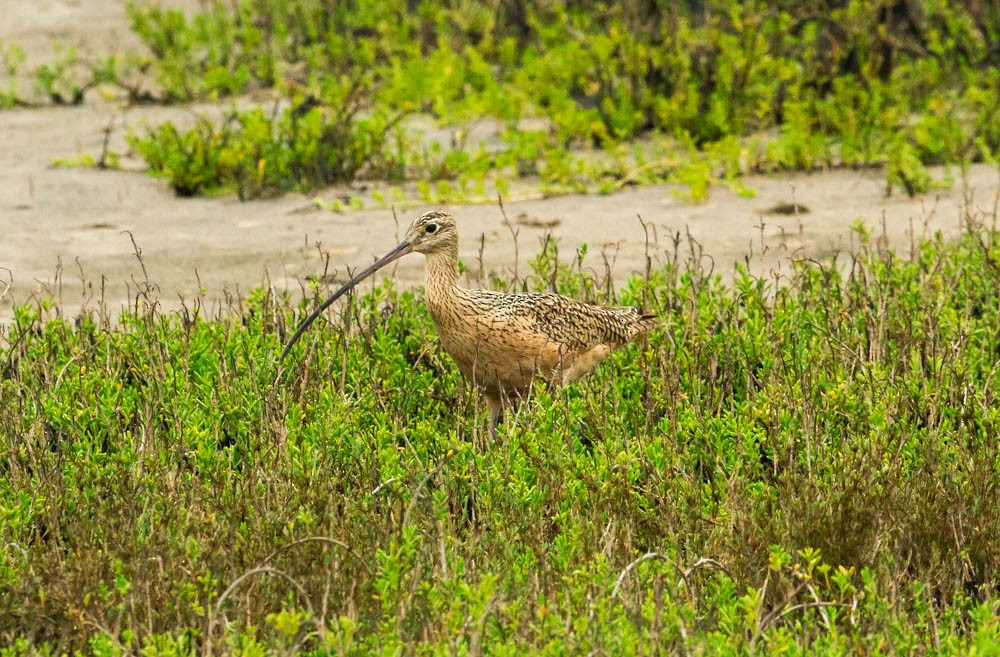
left=424, top=245, right=460, bottom=302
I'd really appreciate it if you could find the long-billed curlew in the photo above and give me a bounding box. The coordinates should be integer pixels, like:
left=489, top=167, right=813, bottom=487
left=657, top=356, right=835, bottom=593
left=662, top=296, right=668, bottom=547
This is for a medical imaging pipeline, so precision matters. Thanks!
left=281, top=211, right=658, bottom=437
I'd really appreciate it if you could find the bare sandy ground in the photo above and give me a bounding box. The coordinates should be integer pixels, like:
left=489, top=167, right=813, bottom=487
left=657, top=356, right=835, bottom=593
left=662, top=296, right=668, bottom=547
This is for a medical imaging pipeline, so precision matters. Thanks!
left=3, top=1, right=1000, bottom=328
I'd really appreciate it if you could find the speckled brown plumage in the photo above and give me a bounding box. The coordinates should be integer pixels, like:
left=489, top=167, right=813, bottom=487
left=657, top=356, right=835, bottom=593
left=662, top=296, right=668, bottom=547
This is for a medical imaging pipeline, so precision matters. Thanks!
left=282, top=210, right=659, bottom=437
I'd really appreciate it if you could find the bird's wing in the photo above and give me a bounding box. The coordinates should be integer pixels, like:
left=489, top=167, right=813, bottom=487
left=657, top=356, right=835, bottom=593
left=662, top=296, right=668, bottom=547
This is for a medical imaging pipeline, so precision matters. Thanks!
left=472, top=291, right=656, bottom=351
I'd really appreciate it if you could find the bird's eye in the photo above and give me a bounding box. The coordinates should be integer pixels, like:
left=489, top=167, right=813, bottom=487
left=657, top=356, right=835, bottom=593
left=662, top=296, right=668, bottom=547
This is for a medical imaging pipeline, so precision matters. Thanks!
left=425, top=223, right=438, bottom=234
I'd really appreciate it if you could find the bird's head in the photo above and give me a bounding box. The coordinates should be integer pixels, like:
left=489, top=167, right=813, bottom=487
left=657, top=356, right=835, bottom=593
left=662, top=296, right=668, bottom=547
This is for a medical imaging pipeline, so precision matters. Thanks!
left=403, top=210, right=458, bottom=255
left=280, top=210, right=459, bottom=361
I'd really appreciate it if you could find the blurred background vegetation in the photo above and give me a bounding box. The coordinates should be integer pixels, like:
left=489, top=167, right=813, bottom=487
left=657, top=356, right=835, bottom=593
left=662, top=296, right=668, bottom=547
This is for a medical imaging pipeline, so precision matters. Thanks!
left=4, top=0, right=1000, bottom=201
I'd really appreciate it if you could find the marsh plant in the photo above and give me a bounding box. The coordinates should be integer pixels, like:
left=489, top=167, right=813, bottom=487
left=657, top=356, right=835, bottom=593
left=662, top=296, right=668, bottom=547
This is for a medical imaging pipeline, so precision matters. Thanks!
left=5, top=1, right=997, bottom=200
left=119, top=0, right=1000, bottom=200
left=1, top=209, right=999, bottom=654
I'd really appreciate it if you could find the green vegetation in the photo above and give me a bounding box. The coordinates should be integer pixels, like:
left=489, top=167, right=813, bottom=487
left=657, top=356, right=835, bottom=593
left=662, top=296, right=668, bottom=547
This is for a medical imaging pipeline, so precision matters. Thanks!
left=5, top=1, right=1000, bottom=200
left=120, top=0, right=1000, bottom=199
left=2, top=220, right=999, bottom=654
left=3, top=1, right=1000, bottom=652
left=0, top=40, right=153, bottom=109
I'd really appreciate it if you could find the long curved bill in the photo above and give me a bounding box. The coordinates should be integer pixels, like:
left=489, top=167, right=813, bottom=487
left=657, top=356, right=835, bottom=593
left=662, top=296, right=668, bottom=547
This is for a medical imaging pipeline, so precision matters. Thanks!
left=280, top=240, right=413, bottom=362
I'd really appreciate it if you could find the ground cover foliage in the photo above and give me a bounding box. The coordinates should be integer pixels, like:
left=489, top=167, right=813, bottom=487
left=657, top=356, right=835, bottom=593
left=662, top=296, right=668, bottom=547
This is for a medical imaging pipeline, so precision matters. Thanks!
left=5, top=1, right=1000, bottom=201
left=120, top=0, right=1000, bottom=200
left=1, top=216, right=1000, bottom=654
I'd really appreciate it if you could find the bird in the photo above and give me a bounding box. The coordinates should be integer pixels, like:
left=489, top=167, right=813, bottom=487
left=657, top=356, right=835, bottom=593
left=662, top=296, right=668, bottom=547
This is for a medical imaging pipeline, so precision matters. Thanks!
left=281, top=210, right=659, bottom=438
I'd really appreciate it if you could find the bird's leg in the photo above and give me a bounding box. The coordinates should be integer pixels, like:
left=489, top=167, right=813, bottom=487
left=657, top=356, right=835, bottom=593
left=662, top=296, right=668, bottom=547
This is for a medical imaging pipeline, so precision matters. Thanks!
left=486, top=393, right=503, bottom=440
